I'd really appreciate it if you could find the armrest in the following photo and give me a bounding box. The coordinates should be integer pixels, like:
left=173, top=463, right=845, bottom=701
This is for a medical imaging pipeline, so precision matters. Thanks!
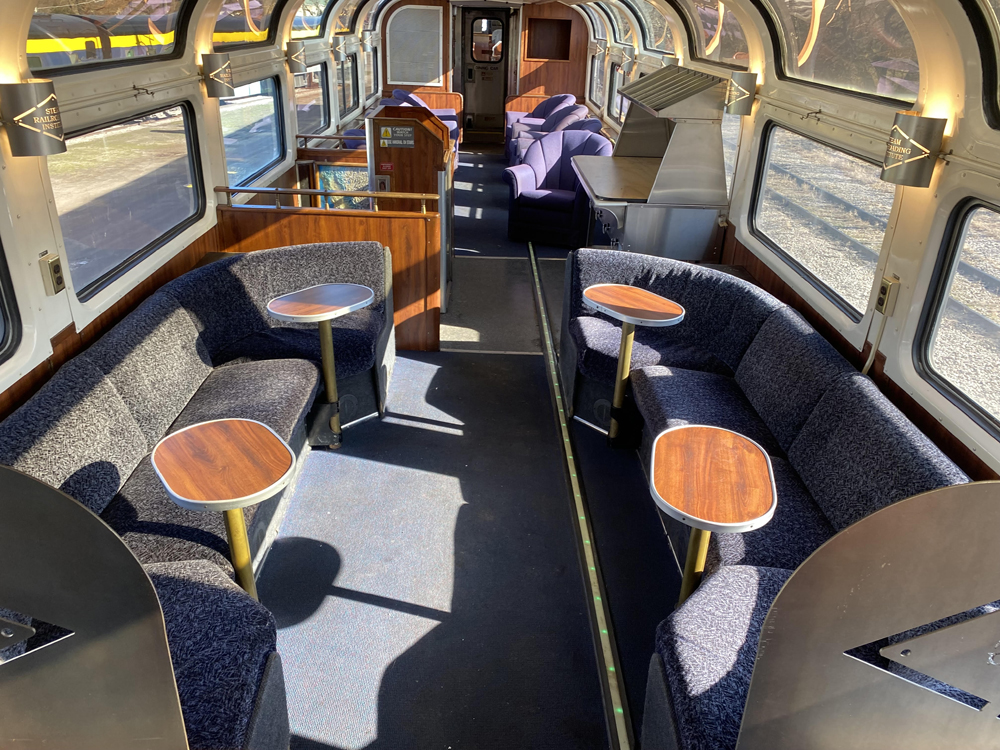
left=502, top=164, right=538, bottom=199
left=511, top=119, right=544, bottom=139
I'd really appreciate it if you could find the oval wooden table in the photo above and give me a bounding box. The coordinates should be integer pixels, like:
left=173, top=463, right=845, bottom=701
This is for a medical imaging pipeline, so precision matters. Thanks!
left=582, top=283, right=685, bottom=440
left=267, top=283, right=375, bottom=448
left=151, top=418, right=296, bottom=599
left=649, top=425, right=777, bottom=604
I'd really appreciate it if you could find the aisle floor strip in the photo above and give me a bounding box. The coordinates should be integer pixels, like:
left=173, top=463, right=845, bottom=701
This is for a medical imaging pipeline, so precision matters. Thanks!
left=527, top=242, right=633, bottom=750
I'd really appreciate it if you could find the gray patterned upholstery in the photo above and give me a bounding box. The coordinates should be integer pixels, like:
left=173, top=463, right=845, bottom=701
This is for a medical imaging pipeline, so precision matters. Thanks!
left=0, top=606, right=31, bottom=663
left=706, top=458, right=834, bottom=573
left=788, top=373, right=970, bottom=531
left=652, top=566, right=793, bottom=750
left=82, top=293, right=212, bottom=449
left=631, top=366, right=783, bottom=457
left=0, top=357, right=147, bottom=515
left=146, top=559, right=279, bottom=750
left=735, top=307, right=855, bottom=451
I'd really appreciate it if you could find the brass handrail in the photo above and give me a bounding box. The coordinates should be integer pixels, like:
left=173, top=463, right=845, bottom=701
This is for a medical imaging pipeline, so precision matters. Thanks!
left=214, top=185, right=438, bottom=214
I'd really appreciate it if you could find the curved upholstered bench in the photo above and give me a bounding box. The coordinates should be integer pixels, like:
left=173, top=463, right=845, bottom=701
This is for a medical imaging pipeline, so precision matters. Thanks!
left=0, top=241, right=395, bottom=749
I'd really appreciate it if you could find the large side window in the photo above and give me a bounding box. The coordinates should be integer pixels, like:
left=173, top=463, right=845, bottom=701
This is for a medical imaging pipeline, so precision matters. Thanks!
left=590, top=53, right=607, bottom=108
left=608, top=64, right=629, bottom=125
left=0, top=242, right=22, bottom=366
left=760, top=0, right=917, bottom=101
left=220, top=78, right=284, bottom=186
left=28, top=0, right=192, bottom=72
left=722, top=112, right=741, bottom=196
left=752, top=125, right=894, bottom=316
left=921, top=205, right=1000, bottom=428
left=48, top=105, right=203, bottom=300
left=337, top=54, right=360, bottom=116
left=293, top=0, right=333, bottom=38
left=295, top=64, right=330, bottom=135
left=365, top=49, right=379, bottom=99
left=678, top=0, right=749, bottom=67
left=214, top=0, right=280, bottom=48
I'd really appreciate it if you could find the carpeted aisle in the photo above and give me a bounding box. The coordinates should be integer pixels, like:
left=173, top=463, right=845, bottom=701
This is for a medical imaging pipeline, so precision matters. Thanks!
left=453, top=150, right=527, bottom=258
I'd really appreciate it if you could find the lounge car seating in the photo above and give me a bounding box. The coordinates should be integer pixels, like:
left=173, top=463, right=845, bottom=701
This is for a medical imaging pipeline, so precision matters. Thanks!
left=504, top=93, right=576, bottom=146
left=509, top=117, right=603, bottom=165
left=503, top=131, right=613, bottom=248
left=343, top=127, right=366, bottom=149
left=388, top=89, right=461, bottom=146
left=0, top=241, right=395, bottom=749
left=558, top=249, right=970, bottom=750
left=506, top=105, right=589, bottom=162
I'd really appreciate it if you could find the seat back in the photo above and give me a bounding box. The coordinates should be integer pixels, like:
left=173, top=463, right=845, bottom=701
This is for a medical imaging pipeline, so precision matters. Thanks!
left=787, top=373, right=969, bottom=531
left=566, top=118, right=603, bottom=133
left=539, top=105, right=588, bottom=132
left=343, top=128, right=365, bottom=149
left=523, top=130, right=614, bottom=192
left=391, top=89, right=429, bottom=108
left=529, top=93, right=576, bottom=118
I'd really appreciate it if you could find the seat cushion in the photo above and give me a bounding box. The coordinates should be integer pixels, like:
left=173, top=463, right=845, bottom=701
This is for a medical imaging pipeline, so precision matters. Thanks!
left=735, top=308, right=854, bottom=452
left=706, top=458, right=835, bottom=573
left=215, top=311, right=381, bottom=379
left=520, top=187, right=576, bottom=212
left=570, top=315, right=732, bottom=386
left=146, top=559, right=277, bottom=750
left=788, top=373, right=969, bottom=531
left=632, top=366, right=783, bottom=457
left=654, top=566, right=793, bottom=750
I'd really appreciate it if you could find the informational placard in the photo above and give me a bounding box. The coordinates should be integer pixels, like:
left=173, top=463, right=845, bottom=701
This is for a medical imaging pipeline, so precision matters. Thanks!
left=880, top=111, right=946, bottom=188
left=379, top=125, right=415, bottom=148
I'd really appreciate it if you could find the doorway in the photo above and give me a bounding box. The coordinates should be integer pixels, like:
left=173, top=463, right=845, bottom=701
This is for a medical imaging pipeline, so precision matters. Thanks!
left=462, top=9, right=509, bottom=131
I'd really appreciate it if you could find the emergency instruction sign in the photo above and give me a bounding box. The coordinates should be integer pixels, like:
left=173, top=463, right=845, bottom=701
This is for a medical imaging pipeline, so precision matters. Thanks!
left=379, top=125, right=415, bottom=148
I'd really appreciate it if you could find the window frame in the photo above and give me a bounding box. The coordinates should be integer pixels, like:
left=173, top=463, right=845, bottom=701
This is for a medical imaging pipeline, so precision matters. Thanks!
left=221, top=76, right=287, bottom=189
left=213, top=0, right=296, bottom=51
left=589, top=51, right=607, bottom=108
left=0, top=239, right=23, bottom=368
left=28, top=0, right=199, bottom=77
left=337, top=53, right=360, bottom=117
left=57, top=101, right=206, bottom=302
left=915, top=198, right=1000, bottom=438
left=608, top=63, right=628, bottom=124
left=365, top=48, right=380, bottom=101
left=295, top=62, right=332, bottom=134
left=471, top=16, right=505, bottom=63
left=748, top=120, right=887, bottom=322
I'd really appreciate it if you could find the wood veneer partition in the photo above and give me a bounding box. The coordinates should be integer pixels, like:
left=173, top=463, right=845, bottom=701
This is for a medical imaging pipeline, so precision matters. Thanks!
left=216, top=206, right=441, bottom=351
left=0, top=229, right=219, bottom=421
left=517, top=2, right=589, bottom=99
left=721, top=227, right=999, bottom=481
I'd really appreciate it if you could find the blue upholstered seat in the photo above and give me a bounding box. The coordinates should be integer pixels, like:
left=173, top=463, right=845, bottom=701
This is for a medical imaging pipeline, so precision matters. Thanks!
left=389, top=89, right=460, bottom=145
left=506, top=105, right=589, bottom=160
left=510, top=118, right=603, bottom=165
left=342, top=128, right=365, bottom=149
left=503, top=131, right=612, bottom=248
left=504, top=93, right=576, bottom=146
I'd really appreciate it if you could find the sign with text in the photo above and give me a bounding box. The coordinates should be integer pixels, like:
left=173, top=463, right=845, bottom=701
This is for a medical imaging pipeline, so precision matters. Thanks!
left=0, top=80, right=66, bottom=157
left=379, top=125, right=415, bottom=148
left=880, top=111, right=946, bottom=188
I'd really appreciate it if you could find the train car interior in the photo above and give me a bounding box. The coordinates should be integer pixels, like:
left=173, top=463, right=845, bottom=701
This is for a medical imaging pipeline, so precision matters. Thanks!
left=3, top=0, right=1000, bottom=747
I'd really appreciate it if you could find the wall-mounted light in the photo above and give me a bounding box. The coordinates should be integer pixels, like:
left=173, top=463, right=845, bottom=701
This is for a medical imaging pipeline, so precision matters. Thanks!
left=0, top=80, right=66, bottom=157
left=202, top=53, right=234, bottom=98
left=287, top=41, right=308, bottom=74
left=725, top=72, right=757, bottom=116
left=880, top=110, right=947, bottom=188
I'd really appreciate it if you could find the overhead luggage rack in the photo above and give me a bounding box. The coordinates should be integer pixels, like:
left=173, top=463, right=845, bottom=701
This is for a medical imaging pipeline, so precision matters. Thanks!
left=572, top=65, right=731, bottom=261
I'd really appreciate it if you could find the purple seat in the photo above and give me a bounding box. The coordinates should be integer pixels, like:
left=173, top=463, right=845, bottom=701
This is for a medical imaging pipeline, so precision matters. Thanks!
left=509, top=118, right=603, bottom=165
left=506, top=105, right=588, bottom=160
left=343, top=128, right=365, bottom=149
left=504, top=94, right=576, bottom=145
left=386, top=89, right=460, bottom=147
left=502, top=130, right=613, bottom=248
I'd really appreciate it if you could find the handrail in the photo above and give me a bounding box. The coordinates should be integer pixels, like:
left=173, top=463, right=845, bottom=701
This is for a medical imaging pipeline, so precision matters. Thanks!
left=295, top=133, right=367, bottom=141
left=214, top=185, right=439, bottom=214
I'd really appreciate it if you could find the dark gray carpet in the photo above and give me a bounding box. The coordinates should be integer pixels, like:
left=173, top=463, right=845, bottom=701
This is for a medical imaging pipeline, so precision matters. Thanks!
left=259, top=353, right=608, bottom=749
left=454, top=151, right=527, bottom=258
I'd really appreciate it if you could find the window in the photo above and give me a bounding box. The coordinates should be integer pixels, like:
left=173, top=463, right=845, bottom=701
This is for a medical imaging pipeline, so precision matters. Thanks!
left=47, top=105, right=203, bottom=299
left=387, top=6, right=443, bottom=86
left=683, top=0, right=749, bottom=67
left=364, top=49, right=379, bottom=99
left=599, top=3, right=636, bottom=46
left=214, top=0, right=280, bottom=48
left=721, top=112, right=740, bottom=196
left=0, top=242, right=22, bottom=366
left=295, top=64, right=330, bottom=135
left=220, top=79, right=284, bottom=186
left=580, top=5, right=607, bottom=40
left=609, top=64, right=629, bottom=124
left=472, top=18, right=504, bottom=62
left=527, top=18, right=572, bottom=60
left=922, top=205, right=1000, bottom=428
left=337, top=54, right=360, bottom=116
left=628, top=0, right=673, bottom=53
left=28, top=0, right=191, bottom=72
left=292, top=0, right=331, bottom=38
left=760, top=0, right=917, bottom=100
left=590, top=53, right=607, bottom=108
left=332, top=0, right=366, bottom=34
left=752, top=126, right=894, bottom=316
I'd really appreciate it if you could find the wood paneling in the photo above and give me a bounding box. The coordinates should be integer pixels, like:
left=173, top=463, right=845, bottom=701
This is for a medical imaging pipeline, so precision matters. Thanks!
left=517, top=2, right=589, bottom=99
left=381, top=0, right=452, bottom=93
left=526, top=18, right=572, bottom=60
left=371, top=107, right=450, bottom=213
left=216, top=206, right=440, bottom=351
left=0, top=229, right=219, bottom=421
left=720, top=227, right=999, bottom=481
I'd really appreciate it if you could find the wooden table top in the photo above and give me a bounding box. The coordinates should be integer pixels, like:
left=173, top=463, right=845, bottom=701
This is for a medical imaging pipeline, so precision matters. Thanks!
left=571, top=156, right=661, bottom=202
left=583, top=284, right=685, bottom=327
left=267, top=283, right=374, bottom=323
left=650, top=425, right=776, bottom=533
left=152, top=419, right=295, bottom=511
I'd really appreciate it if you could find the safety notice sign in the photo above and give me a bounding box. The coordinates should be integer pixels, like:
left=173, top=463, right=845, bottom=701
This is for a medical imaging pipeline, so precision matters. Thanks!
left=379, top=125, right=415, bottom=148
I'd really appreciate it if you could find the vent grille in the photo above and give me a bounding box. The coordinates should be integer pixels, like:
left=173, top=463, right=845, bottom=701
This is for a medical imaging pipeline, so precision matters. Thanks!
left=619, top=66, right=725, bottom=115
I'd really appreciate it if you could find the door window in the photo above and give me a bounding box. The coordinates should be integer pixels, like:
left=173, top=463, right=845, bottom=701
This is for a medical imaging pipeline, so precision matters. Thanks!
left=472, top=18, right=503, bottom=62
